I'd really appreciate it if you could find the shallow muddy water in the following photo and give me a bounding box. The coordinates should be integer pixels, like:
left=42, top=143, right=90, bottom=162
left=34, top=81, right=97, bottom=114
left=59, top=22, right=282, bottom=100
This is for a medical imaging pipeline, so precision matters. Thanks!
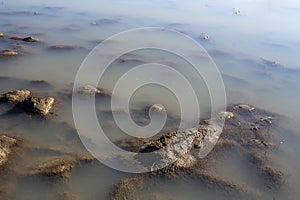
left=0, top=0, right=300, bottom=200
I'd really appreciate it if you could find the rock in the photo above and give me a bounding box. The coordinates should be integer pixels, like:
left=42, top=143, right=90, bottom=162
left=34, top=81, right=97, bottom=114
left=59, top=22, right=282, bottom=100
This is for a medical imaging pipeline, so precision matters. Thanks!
left=10, top=36, right=39, bottom=42
left=136, top=128, right=200, bottom=171
left=112, top=104, right=286, bottom=199
left=76, top=84, right=111, bottom=96
left=151, top=104, right=165, bottom=112
left=260, top=116, right=272, bottom=124
left=234, top=104, right=255, bottom=111
left=0, top=32, right=4, bottom=37
left=218, top=111, right=234, bottom=120
left=0, top=49, right=18, bottom=58
left=0, top=90, right=31, bottom=104
left=200, top=33, right=209, bottom=40
left=21, top=96, right=55, bottom=116
left=0, top=135, right=17, bottom=167
left=0, top=90, right=55, bottom=116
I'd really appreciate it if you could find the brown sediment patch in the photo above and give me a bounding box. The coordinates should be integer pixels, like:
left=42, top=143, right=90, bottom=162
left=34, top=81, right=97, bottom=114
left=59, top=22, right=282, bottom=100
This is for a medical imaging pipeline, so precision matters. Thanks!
left=16, top=151, right=94, bottom=180
left=111, top=177, right=144, bottom=200
left=248, top=150, right=285, bottom=190
left=20, top=156, right=77, bottom=178
left=48, top=45, right=84, bottom=51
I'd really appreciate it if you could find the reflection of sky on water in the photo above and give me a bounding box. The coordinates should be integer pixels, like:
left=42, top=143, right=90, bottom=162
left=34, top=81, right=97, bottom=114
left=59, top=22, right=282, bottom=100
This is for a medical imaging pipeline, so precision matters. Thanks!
left=2, top=0, right=300, bottom=69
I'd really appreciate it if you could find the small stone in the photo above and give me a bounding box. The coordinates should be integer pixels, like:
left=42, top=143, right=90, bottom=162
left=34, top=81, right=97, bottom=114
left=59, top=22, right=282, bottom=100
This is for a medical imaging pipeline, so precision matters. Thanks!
left=151, top=104, right=165, bottom=112
left=260, top=116, right=273, bottom=124
left=200, top=33, right=209, bottom=40
left=219, top=111, right=234, bottom=119
left=0, top=89, right=31, bottom=104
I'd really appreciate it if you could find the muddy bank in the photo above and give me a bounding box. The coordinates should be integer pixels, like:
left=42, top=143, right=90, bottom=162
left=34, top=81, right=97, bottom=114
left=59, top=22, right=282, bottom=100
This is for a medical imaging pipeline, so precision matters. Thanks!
left=111, top=104, right=287, bottom=199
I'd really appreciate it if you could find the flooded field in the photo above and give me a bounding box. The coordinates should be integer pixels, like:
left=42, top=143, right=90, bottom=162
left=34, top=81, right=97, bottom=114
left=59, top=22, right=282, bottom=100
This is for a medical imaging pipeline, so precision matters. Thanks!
left=1, top=0, right=300, bottom=199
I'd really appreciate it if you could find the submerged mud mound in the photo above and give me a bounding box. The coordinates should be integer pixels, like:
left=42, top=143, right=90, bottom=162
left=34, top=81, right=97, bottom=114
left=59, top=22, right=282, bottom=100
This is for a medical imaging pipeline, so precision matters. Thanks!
left=111, top=104, right=286, bottom=200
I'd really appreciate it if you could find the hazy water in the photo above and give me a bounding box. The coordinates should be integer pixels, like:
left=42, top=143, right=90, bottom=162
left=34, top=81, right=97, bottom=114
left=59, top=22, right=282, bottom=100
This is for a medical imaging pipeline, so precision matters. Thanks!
left=1, top=0, right=300, bottom=199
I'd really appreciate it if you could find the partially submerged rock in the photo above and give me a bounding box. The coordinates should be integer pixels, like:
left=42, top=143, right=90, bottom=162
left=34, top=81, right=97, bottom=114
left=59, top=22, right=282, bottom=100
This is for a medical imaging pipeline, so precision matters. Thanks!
left=234, top=104, right=255, bottom=111
left=218, top=111, right=234, bottom=120
left=111, top=104, right=285, bottom=199
left=200, top=33, right=209, bottom=40
left=0, top=90, right=31, bottom=104
left=0, top=90, right=55, bottom=116
left=21, top=96, right=55, bottom=116
left=0, top=135, right=17, bottom=167
left=10, top=36, right=39, bottom=42
left=76, top=84, right=111, bottom=96
left=0, top=49, right=18, bottom=58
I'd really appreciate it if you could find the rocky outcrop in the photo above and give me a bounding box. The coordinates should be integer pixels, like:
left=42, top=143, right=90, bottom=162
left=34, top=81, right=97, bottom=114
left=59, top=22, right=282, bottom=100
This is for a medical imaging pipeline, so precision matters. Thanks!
left=21, top=97, right=55, bottom=116
left=0, top=90, right=31, bottom=104
left=111, top=104, right=285, bottom=199
left=10, top=36, right=39, bottom=42
left=0, top=90, right=55, bottom=116
left=0, top=135, right=17, bottom=167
